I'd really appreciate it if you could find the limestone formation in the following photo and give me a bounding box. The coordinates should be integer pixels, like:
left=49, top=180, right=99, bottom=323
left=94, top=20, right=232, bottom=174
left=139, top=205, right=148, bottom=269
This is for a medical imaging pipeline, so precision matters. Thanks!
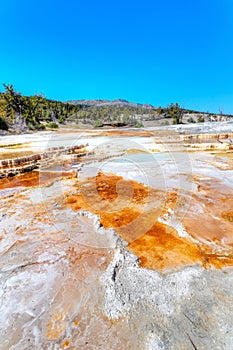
left=1, top=126, right=233, bottom=349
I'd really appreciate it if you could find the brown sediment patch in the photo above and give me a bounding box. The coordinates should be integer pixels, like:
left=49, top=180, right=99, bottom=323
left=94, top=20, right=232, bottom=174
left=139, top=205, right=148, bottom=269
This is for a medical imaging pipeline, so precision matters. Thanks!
left=128, top=222, right=233, bottom=270
left=222, top=211, right=233, bottom=222
left=61, top=339, right=70, bottom=348
left=46, top=310, right=67, bottom=340
left=73, top=320, right=79, bottom=327
left=0, top=149, right=35, bottom=160
left=66, top=172, right=149, bottom=212
left=97, top=130, right=155, bottom=137
left=183, top=176, right=233, bottom=245
left=98, top=128, right=181, bottom=139
left=65, top=172, right=233, bottom=270
left=128, top=221, right=202, bottom=270
left=0, top=169, right=75, bottom=191
left=65, top=172, right=164, bottom=243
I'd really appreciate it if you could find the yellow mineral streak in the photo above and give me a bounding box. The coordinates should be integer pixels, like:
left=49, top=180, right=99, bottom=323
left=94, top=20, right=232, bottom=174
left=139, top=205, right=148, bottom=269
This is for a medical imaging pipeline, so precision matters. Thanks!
left=46, top=310, right=67, bottom=340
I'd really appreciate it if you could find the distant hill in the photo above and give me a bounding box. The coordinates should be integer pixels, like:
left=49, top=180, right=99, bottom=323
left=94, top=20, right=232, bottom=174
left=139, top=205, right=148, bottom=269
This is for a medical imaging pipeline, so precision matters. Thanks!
left=65, top=99, right=233, bottom=127
left=67, top=98, right=154, bottom=109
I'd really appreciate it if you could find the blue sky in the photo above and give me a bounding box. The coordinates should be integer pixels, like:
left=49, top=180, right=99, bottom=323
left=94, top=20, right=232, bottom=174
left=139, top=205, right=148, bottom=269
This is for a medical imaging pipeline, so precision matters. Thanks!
left=0, top=0, right=233, bottom=113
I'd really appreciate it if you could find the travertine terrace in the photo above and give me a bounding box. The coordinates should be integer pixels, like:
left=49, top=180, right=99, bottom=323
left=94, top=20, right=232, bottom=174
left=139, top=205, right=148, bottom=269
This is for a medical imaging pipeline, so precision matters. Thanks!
left=1, top=123, right=233, bottom=349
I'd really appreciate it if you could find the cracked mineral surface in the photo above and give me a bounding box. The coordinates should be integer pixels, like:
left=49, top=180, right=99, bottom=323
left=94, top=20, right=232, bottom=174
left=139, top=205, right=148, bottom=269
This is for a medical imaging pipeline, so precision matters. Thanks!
left=1, top=125, right=233, bottom=349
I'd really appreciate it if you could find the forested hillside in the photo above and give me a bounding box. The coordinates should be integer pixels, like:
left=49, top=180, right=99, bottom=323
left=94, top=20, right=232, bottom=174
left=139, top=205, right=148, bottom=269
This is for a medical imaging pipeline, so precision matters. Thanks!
left=0, top=84, right=82, bottom=132
left=0, top=84, right=232, bottom=133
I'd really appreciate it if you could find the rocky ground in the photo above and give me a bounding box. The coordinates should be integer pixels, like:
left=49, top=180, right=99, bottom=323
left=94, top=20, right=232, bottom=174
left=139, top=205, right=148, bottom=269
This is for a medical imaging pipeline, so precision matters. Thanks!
left=1, top=124, right=233, bottom=349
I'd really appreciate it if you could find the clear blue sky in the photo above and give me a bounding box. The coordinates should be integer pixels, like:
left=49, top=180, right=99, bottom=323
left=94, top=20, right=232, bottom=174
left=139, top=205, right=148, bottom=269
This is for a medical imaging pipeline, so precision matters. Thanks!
left=0, top=0, right=233, bottom=113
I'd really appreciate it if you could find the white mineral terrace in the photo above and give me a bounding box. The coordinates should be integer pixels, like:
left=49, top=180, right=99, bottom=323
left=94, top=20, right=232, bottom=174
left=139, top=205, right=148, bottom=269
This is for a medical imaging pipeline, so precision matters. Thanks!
left=1, top=125, right=233, bottom=349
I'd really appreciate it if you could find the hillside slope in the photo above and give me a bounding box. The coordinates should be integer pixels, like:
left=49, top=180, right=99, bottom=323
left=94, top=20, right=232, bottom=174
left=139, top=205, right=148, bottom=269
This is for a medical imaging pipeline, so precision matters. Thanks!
left=0, top=85, right=232, bottom=133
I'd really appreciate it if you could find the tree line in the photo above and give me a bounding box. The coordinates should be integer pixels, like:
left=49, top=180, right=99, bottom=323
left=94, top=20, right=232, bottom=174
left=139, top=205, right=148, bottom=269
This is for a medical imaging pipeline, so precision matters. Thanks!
left=1, top=84, right=220, bottom=131
left=0, top=84, right=82, bottom=130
